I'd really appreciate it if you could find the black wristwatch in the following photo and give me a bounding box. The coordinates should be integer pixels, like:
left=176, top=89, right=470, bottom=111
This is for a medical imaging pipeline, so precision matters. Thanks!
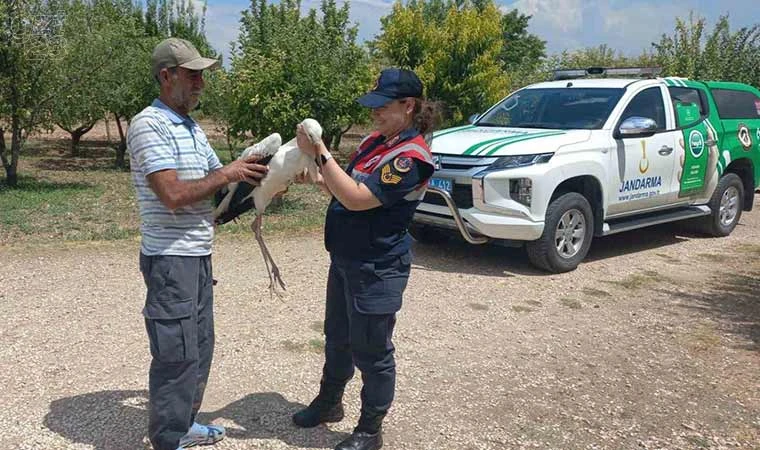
left=315, top=153, right=332, bottom=166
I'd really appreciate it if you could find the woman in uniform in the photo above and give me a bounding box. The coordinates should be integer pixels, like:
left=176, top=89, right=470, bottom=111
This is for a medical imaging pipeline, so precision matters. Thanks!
left=293, top=68, right=441, bottom=450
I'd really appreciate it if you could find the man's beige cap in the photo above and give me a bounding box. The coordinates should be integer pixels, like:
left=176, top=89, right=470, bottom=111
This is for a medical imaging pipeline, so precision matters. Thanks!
left=151, top=37, right=220, bottom=77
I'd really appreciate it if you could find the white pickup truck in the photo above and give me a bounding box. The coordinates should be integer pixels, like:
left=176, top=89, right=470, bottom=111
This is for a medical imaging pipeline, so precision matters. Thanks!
left=412, top=67, right=760, bottom=272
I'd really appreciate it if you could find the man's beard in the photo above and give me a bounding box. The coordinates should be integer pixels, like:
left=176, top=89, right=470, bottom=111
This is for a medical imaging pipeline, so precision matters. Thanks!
left=172, top=89, right=200, bottom=112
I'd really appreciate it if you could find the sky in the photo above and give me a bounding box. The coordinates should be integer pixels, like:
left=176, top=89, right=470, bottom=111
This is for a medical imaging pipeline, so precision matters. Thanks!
left=202, top=0, right=760, bottom=63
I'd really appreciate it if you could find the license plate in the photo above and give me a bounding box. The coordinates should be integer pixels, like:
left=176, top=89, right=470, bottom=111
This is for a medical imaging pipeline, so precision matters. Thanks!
left=428, top=177, right=453, bottom=194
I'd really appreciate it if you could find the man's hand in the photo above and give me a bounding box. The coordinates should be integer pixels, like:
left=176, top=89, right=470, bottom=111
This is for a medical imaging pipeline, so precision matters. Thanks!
left=220, top=154, right=269, bottom=185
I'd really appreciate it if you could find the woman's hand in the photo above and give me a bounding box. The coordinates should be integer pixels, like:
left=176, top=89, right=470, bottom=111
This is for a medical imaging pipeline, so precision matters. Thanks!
left=296, top=124, right=318, bottom=157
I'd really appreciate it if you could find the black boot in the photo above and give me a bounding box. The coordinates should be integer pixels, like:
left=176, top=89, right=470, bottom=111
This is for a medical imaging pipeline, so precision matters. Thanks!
left=334, top=411, right=385, bottom=450
left=293, top=383, right=345, bottom=428
left=334, top=431, right=382, bottom=450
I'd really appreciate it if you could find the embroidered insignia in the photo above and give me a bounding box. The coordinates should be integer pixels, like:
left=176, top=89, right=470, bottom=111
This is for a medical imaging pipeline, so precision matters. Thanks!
left=381, top=164, right=402, bottom=184
left=393, top=157, right=413, bottom=173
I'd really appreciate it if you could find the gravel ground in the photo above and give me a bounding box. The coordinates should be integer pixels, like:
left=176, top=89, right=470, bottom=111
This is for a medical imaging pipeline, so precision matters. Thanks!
left=3, top=197, right=760, bottom=450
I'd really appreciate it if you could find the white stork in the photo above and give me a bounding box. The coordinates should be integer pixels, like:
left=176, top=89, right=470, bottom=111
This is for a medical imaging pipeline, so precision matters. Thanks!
left=213, top=118, right=324, bottom=296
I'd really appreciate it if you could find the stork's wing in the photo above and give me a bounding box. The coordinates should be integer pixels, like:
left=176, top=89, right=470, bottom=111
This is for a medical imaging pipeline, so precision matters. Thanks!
left=214, top=181, right=256, bottom=225
left=213, top=133, right=282, bottom=225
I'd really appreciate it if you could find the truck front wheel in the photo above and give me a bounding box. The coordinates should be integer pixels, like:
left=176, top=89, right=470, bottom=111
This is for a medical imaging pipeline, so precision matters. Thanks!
left=526, top=192, right=594, bottom=273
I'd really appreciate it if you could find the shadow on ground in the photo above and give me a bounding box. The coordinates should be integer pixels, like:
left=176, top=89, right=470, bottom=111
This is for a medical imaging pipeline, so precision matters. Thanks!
left=658, top=263, right=760, bottom=351
left=44, top=390, right=347, bottom=450
left=412, top=222, right=703, bottom=277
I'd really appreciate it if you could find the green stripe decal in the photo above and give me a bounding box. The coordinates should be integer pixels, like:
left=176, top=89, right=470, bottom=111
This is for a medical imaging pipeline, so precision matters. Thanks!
left=463, top=132, right=552, bottom=155
left=462, top=134, right=527, bottom=155
left=432, top=125, right=475, bottom=139
left=483, top=131, right=566, bottom=156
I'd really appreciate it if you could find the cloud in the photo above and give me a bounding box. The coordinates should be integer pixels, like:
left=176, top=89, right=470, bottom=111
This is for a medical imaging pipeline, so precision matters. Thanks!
left=508, top=0, right=584, bottom=33
left=505, top=0, right=760, bottom=56
left=202, top=0, right=760, bottom=62
left=202, top=0, right=394, bottom=64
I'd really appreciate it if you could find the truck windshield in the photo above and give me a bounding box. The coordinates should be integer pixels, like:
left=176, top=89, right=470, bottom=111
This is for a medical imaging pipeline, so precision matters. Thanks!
left=477, top=88, right=625, bottom=130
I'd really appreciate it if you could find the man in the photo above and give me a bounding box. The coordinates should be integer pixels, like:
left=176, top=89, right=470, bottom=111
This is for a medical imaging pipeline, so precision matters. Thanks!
left=127, top=37, right=269, bottom=450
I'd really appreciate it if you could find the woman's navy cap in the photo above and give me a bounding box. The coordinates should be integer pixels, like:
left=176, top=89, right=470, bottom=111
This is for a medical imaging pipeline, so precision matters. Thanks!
left=356, top=68, right=423, bottom=108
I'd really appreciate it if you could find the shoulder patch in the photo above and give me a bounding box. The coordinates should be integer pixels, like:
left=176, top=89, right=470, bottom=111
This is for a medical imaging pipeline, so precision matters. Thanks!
left=393, top=156, right=413, bottom=173
left=381, top=164, right=402, bottom=184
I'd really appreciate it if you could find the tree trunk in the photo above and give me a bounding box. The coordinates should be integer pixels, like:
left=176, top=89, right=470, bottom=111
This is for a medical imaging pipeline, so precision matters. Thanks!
left=226, top=128, right=236, bottom=161
left=104, top=117, right=112, bottom=145
left=114, top=113, right=127, bottom=170
left=6, top=117, right=22, bottom=187
left=0, top=127, right=10, bottom=187
left=67, top=122, right=96, bottom=157
left=70, top=132, right=82, bottom=156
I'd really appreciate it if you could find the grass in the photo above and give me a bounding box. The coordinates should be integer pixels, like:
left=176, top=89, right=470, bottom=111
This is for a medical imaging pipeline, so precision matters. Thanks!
left=603, top=270, right=671, bottom=290
left=582, top=288, right=612, bottom=299
left=678, top=322, right=722, bottom=353
left=697, top=253, right=732, bottom=263
left=281, top=338, right=324, bottom=354
left=560, top=298, right=583, bottom=309
left=467, top=302, right=489, bottom=311
left=0, top=137, right=330, bottom=245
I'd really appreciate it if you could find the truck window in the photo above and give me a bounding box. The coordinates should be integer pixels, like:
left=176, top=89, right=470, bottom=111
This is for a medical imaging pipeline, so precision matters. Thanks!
left=477, top=88, right=624, bottom=130
left=668, top=86, right=709, bottom=128
left=711, top=88, right=760, bottom=119
left=619, top=87, right=666, bottom=131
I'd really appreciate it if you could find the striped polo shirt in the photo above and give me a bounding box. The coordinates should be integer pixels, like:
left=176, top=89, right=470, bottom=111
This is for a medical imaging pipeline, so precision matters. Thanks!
left=127, top=99, right=223, bottom=256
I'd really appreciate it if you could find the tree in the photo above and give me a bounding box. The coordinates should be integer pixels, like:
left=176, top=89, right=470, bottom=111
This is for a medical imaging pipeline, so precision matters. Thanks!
left=652, top=12, right=706, bottom=80
left=202, top=68, right=243, bottom=160
left=219, top=0, right=372, bottom=151
left=0, top=0, right=66, bottom=187
left=105, top=0, right=215, bottom=169
left=654, top=13, right=760, bottom=88
left=375, top=0, right=510, bottom=125
left=51, top=0, right=132, bottom=156
left=499, top=10, right=546, bottom=77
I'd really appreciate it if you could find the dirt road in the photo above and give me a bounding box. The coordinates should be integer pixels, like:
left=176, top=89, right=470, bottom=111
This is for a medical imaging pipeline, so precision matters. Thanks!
left=3, top=198, right=759, bottom=449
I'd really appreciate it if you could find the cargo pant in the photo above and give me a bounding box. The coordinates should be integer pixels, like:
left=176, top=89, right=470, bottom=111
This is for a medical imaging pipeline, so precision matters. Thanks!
left=139, top=254, right=215, bottom=450
left=320, top=251, right=412, bottom=421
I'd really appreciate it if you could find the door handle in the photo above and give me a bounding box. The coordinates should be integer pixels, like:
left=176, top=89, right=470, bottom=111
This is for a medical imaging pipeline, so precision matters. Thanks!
left=658, top=145, right=673, bottom=156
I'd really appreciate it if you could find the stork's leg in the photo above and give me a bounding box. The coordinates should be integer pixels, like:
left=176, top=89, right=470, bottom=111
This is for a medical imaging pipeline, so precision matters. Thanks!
left=257, top=220, right=287, bottom=292
left=251, top=215, right=275, bottom=296
left=251, top=215, right=287, bottom=298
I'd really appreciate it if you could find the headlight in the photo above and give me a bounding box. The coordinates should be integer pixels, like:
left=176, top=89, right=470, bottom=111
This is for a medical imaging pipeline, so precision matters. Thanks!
left=485, top=153, right=553, bottom=170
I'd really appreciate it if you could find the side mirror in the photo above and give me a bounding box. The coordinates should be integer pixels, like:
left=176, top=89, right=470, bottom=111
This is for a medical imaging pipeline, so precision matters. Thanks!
left=618, top=116, right=658, bottom=138
left=468, top=113, right=480, bottom=124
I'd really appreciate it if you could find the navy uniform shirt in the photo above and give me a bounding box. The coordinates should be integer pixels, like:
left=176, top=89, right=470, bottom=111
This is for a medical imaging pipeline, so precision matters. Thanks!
left=325, top=128, right=434, bottom=261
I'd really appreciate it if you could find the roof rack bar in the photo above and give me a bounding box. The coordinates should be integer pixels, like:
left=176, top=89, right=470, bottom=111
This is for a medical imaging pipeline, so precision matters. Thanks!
left=552, top=66, right=663, bottom=81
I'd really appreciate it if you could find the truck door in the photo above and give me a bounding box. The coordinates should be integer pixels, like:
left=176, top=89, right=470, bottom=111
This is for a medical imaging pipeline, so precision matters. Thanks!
left=609, top=86, right=679, bottom=215
left=667, top=84, right=718, bottom=199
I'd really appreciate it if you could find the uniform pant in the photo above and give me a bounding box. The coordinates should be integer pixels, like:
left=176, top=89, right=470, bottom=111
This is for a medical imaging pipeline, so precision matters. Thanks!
left=321, top=252, right=412, bottom=420
left=139, top=254, right=215, bottom=450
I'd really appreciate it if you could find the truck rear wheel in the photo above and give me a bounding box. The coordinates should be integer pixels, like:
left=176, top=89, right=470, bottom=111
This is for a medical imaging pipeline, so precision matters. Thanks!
left=526, top=192, right=594, bottom=273
left=701, top=172, right=743, bottom=237
left=408, top=223, right=449, bottom=244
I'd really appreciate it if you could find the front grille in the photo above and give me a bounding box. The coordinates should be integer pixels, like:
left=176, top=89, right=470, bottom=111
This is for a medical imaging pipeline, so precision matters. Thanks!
left=422, top=184, right=473, bottom=209
left=420, top=154, right=494, bottom=211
